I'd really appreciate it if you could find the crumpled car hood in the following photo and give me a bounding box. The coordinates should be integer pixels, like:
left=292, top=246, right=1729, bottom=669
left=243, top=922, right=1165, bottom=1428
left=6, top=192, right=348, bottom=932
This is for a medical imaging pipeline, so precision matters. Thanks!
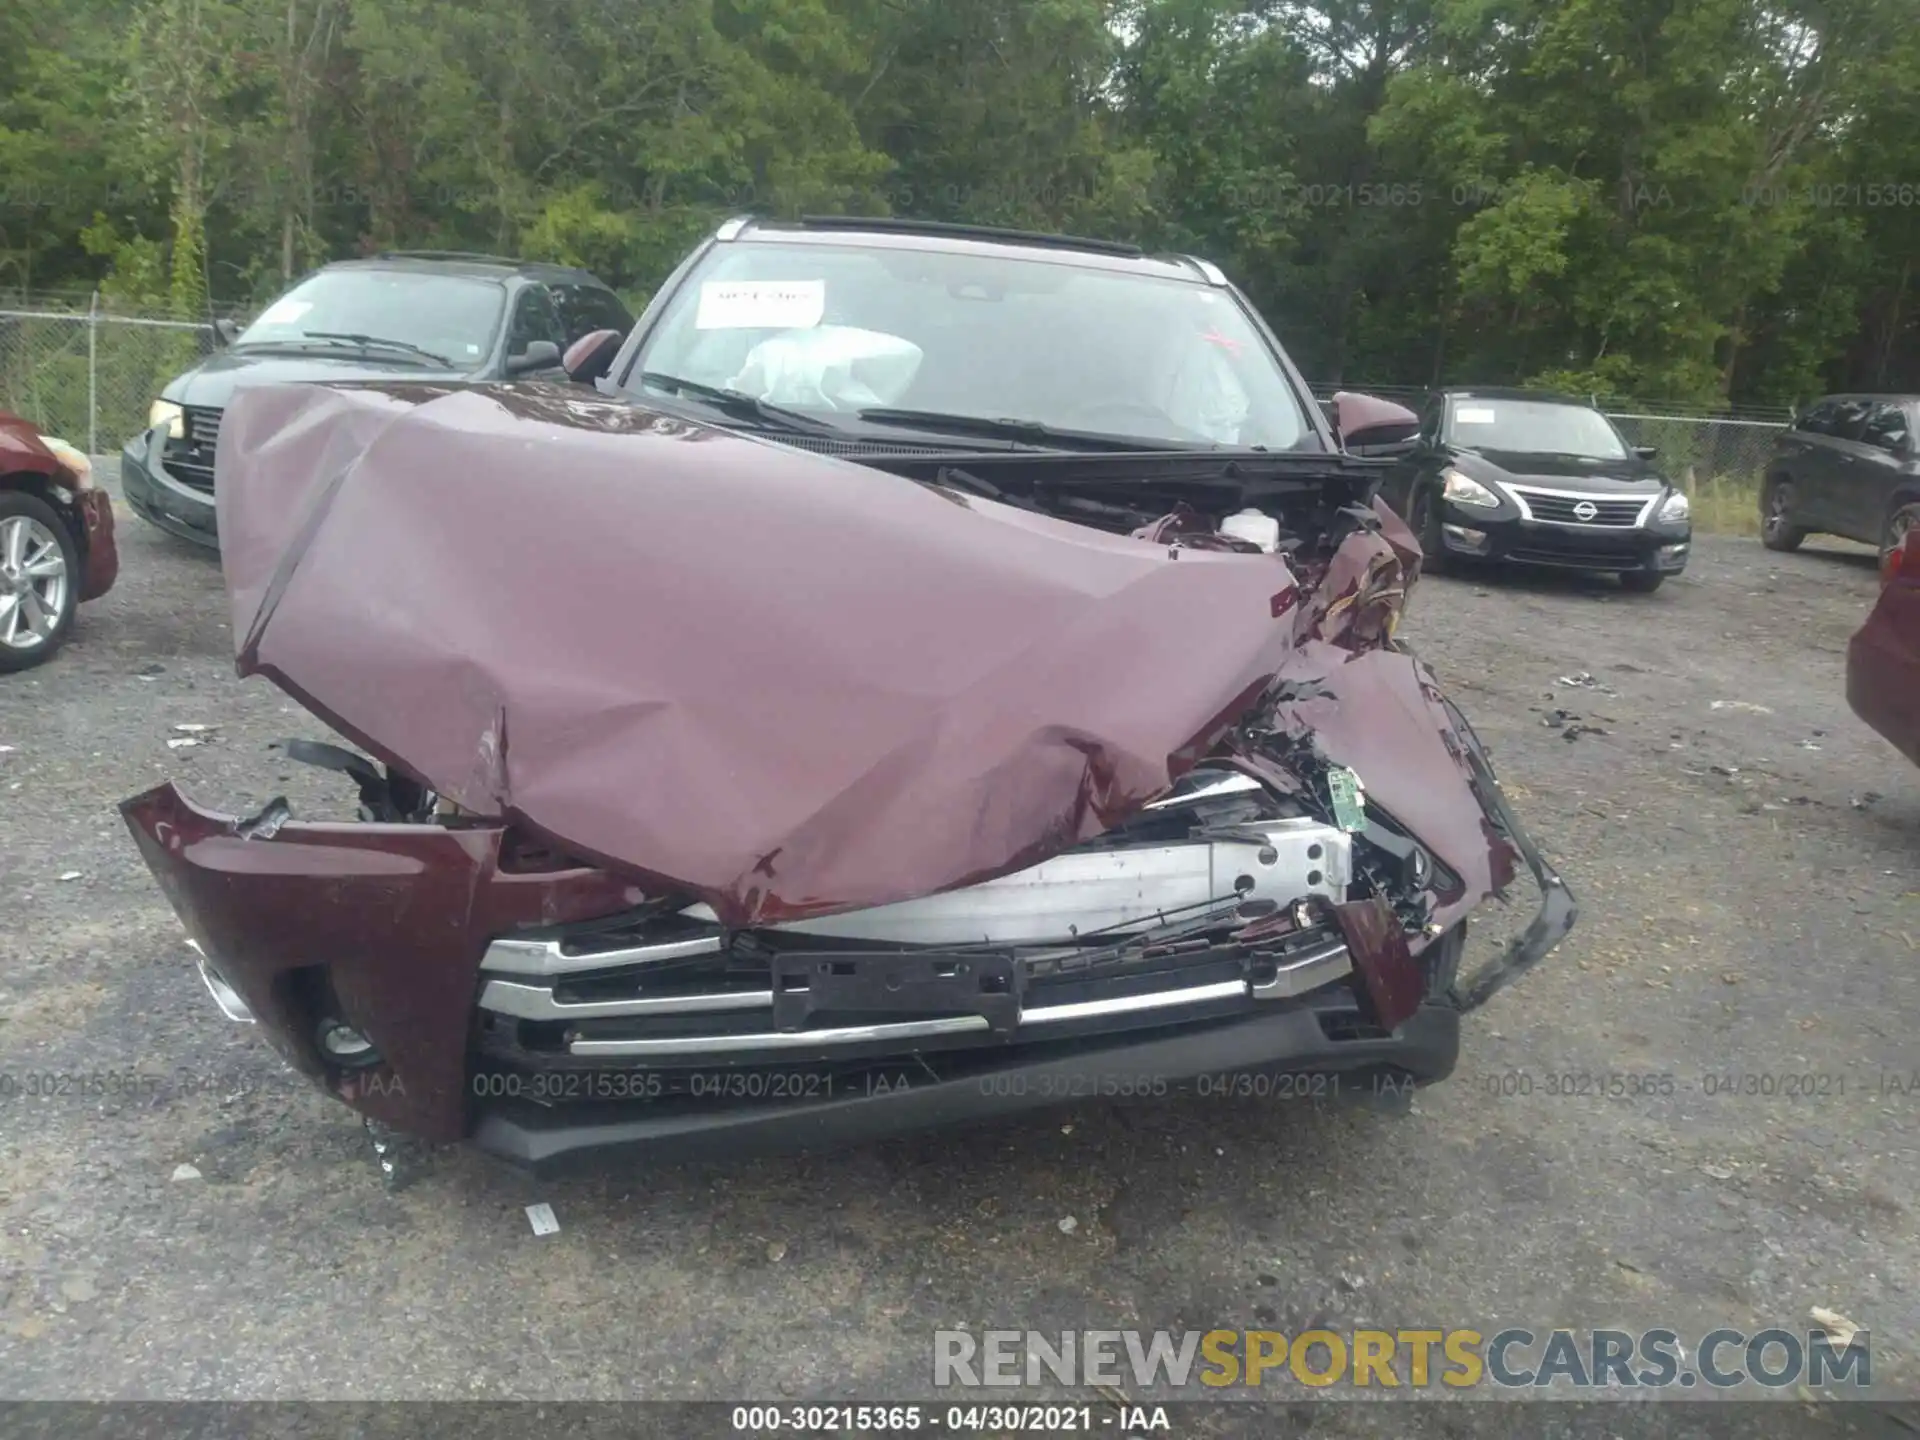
left=218, top=380, right=1399, bottom=927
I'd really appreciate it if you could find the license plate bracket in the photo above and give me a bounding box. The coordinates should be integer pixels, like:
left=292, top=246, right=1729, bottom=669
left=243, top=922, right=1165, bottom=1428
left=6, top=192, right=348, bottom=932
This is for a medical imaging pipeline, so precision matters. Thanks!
left=770, top=951, right=1024, bottom=1036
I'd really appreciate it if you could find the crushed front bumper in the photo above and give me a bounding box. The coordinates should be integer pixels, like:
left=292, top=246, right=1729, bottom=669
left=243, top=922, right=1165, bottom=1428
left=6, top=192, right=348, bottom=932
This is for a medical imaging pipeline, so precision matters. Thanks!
left=474, top=1000, right=1465, bottom=1176
left=121, top=731, right=1573, bottom=1171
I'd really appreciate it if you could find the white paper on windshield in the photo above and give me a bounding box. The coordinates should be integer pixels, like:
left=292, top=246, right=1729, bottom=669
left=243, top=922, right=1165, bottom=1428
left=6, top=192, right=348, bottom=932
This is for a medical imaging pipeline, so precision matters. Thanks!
left=256, top=298, right=312, bottom=326
left=1455, top=406, right=1497, bottom=423
left=695, top=280, right=826, bottom=331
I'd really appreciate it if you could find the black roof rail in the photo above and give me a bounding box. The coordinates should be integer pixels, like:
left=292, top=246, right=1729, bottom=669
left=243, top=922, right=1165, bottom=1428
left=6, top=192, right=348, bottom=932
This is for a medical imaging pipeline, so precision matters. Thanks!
left=371, top=249, right=530, bottom=266
left=790, top=215, right=1145, bottom=258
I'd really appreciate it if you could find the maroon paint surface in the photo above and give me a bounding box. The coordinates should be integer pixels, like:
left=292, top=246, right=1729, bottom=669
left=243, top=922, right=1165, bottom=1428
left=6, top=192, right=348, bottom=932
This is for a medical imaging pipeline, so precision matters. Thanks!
left=0, top=409, right=118, bottom=600
left=216, top=380, right=1364, bottom=925
left=1848, top=530, right=1920, bottom=768
left=121, top=783, right=644, bottom=1140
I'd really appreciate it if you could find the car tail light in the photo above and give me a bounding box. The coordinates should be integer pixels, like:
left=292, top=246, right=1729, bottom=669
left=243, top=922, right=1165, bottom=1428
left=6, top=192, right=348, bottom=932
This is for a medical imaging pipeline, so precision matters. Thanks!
left=1887, top=531, right=1918, bottom=585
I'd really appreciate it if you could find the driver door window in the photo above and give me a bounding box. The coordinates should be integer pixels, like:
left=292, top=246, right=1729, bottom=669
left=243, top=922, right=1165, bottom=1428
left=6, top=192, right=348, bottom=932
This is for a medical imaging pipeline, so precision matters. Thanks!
left=507, top=286, right=565, bottom=362
left=1862, top=402, right=1911, bottom=455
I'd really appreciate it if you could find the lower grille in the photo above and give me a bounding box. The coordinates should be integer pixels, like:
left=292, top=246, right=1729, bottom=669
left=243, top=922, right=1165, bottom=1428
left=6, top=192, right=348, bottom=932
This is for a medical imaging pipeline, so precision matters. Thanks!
left=161, top=406, right=222, bottom=494
left=1508, top=546, right=1639, bottom=570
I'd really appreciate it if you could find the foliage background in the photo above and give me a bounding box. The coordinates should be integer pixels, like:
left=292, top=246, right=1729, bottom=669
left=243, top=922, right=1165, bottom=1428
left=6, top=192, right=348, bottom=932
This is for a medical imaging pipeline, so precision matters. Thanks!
left=4, top=0, right=1918, bottom=406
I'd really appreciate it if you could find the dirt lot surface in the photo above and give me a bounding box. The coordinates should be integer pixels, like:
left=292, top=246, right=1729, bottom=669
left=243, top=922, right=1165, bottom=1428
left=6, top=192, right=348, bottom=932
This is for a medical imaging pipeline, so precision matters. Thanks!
left=1, top=472, right=1916, bottom=1434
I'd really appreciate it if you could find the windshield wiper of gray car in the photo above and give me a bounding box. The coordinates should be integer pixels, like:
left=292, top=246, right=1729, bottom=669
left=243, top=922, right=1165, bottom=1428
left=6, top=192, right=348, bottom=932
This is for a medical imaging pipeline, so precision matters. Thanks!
left=299, top=331, right=454, bottom=367
left=638, top=372, right=842, bottom=435
left=856, top=407, right=1204, bottom=452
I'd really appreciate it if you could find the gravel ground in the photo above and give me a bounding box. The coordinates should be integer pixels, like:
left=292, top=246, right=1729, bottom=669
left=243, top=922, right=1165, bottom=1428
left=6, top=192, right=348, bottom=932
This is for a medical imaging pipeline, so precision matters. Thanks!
left=1, top=471, right=1916, bottom=1431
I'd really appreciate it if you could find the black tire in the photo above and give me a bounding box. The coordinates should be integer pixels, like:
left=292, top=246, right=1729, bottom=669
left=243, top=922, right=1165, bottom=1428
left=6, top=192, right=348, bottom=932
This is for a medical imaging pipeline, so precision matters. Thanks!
left=0, top=488, right=81, bottom=673
left=1879, top=500, right=1920, bottom=566
left=1408, top=483, right=1450, bottom=575
left=1619, top=570, right=1665, bottom=594
left=1760, top=475, right=1807, bottom=552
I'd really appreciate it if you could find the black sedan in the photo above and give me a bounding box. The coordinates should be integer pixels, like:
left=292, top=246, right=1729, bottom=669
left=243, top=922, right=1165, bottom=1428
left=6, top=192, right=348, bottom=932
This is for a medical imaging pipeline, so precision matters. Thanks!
left=1380, top=388, right=1692, bottom=593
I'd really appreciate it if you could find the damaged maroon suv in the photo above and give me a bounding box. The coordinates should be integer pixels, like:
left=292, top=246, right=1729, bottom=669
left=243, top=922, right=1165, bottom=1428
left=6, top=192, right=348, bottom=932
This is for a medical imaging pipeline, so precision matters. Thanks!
left=121, top=217, right=1574, bottom=1174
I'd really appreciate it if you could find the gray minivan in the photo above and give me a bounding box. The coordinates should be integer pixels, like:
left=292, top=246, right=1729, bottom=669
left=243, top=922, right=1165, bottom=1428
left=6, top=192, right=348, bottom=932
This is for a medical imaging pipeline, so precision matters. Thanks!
left=121, top=252, right=632, bottom=549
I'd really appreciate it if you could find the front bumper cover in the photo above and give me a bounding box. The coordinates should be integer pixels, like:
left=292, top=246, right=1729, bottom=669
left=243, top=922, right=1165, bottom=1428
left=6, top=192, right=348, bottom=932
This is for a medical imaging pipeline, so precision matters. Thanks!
left=119, top=720, right=1572, bottom=1170
left=120, top=432, right=219, bottom=548
left=1439, top=496, right=1690, bottom=575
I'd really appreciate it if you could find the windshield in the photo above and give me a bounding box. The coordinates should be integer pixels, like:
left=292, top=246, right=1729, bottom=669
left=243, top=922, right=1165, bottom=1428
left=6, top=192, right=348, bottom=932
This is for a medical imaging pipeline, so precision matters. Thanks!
left=236, top=269, right=506, bottom=367
left=626, top=239, right=1313, bottom=449
left=1445, top=398, right=1629, bottom=459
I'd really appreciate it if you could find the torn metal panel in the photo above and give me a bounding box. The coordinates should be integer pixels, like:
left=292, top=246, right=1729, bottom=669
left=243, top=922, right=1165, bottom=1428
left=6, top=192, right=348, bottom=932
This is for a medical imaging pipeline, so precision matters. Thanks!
left=1332, top=896, right=1423, bottom=1032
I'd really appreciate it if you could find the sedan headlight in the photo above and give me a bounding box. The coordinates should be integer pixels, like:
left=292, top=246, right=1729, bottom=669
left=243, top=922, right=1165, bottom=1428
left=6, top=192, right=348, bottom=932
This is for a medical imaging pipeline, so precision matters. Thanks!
left=41, top=436, right=93, bottom=489
left=1656, top=490, right=1690, bottom=523
left=149, top=399, right=185, bottom=439
left=1441, top=467, right=1502, bottom=509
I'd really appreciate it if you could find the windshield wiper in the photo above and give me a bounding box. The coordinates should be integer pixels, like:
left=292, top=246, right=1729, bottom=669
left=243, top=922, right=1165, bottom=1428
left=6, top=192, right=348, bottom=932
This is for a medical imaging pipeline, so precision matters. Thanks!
left=638, top=372, right=841, bottom=435
left=856, top=407, right=1199, bottom=452
left=300, top=331, right=453, bottom=367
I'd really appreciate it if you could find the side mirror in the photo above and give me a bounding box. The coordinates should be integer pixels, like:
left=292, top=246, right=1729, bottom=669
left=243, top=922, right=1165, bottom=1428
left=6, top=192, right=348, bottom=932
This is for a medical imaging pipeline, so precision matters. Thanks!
left=1332, top=390, right=1420, bottom=458
left=505, top=340, right=562, bottom=376
left=214, top=317, right=241, bottom=347
left=562, top=328, right=624, bottom=385
left=1633, top=445, right=1658, bottom=461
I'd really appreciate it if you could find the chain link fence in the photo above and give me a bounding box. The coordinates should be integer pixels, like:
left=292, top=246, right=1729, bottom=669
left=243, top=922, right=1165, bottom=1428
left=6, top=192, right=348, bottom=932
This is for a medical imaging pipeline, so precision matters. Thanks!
left=0, top=302, right=1793, bottom=497
left=0, top=300, right=217, bottom=456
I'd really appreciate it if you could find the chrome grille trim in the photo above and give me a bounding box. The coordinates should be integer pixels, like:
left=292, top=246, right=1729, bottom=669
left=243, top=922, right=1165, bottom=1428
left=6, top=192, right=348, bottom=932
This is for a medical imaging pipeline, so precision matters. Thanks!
left=488, top=940, right=1354, bottom=1057
left=571, top=1014, right=992, bottom=1056
left=1017, top=978, right=1253, bottom=1028
left=480, top=979, right=772, bottom=1019
left=480, top=931, right=724, bottom=976
left=185, top=405, right=223, bottom=447
left=1503, top=483, right=1657, bottom=528
left=1246, top=938, right=1352, bottom=999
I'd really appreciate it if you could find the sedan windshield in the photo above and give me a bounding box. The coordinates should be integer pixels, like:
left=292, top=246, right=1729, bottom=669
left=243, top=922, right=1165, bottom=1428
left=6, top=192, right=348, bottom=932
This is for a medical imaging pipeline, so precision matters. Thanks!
left=1445, top=398, right=1629, bottom=459
left=236, top=269, right=506, bottom=367
left=626, top=239, right=1313, bottom=449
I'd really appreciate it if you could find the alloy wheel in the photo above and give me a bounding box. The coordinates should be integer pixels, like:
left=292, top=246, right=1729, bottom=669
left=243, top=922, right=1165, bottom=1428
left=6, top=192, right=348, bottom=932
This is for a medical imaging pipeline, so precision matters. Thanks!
left=1763, top=482, right=1793, bottom=539
left=1885, top=503, right=1920, bottom=562
left=0, top=512, right=70, bottom=652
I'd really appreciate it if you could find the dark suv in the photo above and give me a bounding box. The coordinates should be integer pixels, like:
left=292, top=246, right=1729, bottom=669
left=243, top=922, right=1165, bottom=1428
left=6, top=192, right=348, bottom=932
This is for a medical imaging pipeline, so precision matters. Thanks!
left=1760, top=393, right=1920, bottom=561
left=121, top=252, right=633, bottom=548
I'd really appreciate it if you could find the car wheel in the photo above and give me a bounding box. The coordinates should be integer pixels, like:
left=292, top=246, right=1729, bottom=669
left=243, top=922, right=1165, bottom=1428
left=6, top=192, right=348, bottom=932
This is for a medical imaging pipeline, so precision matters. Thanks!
left=0, top=490, right=80, bottom=673
left=1879, top=500, right=1920, bottom=566
left=1619, top=570, right=1665, bottom=594
left=1760, top=476, right=1807, bottom=552
left=1408, top=485, right=1450, bottom=575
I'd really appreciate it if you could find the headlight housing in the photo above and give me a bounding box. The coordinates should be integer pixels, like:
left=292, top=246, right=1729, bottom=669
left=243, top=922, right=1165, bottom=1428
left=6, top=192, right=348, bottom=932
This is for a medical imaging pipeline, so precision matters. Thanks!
left=1441, top=467, right=1502, bottom=509
left=149, top=399, right=185, bottom=439
left=1656, top=490, right=1690, bottom=523
left=41, top=436, right=93, bottom=489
